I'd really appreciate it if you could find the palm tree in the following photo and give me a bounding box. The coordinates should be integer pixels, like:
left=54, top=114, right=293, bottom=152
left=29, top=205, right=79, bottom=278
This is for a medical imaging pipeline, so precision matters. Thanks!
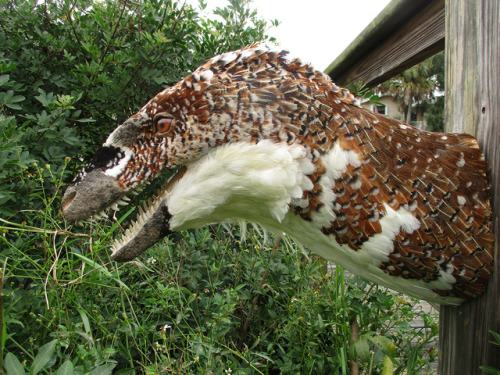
left=380, top=61, right=436, bottom=128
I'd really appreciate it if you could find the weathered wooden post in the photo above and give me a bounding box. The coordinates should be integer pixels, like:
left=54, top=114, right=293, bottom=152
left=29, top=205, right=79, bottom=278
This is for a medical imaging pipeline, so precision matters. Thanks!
left=439, top=1, right=500, bottom=373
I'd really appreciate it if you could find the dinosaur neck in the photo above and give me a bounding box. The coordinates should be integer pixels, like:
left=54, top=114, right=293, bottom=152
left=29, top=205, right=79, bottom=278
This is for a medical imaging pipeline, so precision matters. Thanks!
left=165, top=138, right=465, bottom=305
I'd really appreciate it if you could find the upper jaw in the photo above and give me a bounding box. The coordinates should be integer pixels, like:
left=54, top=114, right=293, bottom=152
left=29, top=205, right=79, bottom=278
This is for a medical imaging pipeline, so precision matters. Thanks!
left=62, top=170, right=124, bottom=223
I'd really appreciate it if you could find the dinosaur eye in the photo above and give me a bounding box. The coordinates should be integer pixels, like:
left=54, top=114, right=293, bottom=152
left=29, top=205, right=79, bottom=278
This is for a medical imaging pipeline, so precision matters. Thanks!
left=155, top=117, right=173, bottom=134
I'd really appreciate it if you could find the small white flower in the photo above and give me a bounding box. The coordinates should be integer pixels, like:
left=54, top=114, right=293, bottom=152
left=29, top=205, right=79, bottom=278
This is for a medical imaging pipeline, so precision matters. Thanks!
left=147, top=257, right=157, bottom=264
left=161, top=324, right=172, bottom=331
left=225, top=368, right=232, bottom=374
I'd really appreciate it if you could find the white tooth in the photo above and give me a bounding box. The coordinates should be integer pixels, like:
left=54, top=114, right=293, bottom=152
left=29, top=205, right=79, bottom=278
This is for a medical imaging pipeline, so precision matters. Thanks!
left=117, top=200, right=128, bottom=206
left=122, top=196, right=131, bottom=202
left=111, top=203, right=119, bottom=211
left=100, top=212, right=108, bottom=219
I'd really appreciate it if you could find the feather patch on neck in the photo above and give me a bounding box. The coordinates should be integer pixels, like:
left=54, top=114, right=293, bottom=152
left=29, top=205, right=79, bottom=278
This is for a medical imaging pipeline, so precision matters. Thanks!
left=167, top=140, right=315, bottom=230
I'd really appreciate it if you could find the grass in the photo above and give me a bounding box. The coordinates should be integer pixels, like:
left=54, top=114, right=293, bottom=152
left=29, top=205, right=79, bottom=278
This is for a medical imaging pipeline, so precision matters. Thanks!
left=1, top=166, right=439, bottom=374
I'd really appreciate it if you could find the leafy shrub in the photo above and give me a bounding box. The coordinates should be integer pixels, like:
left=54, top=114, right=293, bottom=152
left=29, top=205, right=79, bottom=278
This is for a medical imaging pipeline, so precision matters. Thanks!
left=0, top=0, right=438, bottom=373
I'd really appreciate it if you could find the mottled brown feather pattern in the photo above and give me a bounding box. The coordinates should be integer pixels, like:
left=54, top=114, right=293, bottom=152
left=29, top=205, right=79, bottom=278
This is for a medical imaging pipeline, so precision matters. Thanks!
left=117, top=47, right=493, bottom=300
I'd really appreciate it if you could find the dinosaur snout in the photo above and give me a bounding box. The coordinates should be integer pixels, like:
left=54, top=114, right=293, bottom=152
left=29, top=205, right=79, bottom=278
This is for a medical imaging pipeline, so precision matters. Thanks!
left=62, top=170, right=123, bottom=223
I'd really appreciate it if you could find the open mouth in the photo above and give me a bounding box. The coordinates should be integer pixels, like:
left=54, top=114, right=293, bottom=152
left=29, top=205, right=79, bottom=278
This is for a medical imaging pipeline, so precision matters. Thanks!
left=108, top=166, right=187, bottom=261
left=62, top=167, right=187, bottom=262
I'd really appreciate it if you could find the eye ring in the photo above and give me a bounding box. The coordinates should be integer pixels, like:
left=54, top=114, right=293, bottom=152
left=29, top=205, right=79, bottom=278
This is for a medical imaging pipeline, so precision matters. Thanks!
left=154, top=115, right=174, bottom=135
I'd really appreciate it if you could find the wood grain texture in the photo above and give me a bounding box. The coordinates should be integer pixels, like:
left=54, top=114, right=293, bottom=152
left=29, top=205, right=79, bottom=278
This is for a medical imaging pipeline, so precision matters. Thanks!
left=439, top=0, right=500, bottom=373
left=326, top=0, right=444, bottom=87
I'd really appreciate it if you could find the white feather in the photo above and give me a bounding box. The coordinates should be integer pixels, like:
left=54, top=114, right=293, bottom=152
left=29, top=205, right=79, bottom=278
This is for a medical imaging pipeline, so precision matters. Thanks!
left=103, top=147, right=133, bottom=178
left=167, top=141, right=315, bottom=228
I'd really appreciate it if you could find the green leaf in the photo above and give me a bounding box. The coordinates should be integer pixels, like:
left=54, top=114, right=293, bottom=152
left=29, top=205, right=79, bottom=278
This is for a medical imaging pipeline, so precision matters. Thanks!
left=253, top=352, right=275, bottom=363
left=489, top=330, right=500, bottom=346
left=34, top=89, right=54, bottom=107
left=56, top=360, right=74, bottom=375
left=0, top=62, right=17, bottom=74
left=233, top=283, right=247, bottom=291
left=9, top=95, right=25, bottom=104
left=75, top=118, right=96, bottom=123
left=88, top=363, right=117, bottom=375
left=0, top=75, right=9, bottom=86
left=0, top=90, right=25, bottom=109
left=368, top=335, right=398, bottom=357
left=381, top=355, right=394, bottom=375
left=2, top=308, right=7, bottom=355
left=317, top=313, right=324, bottom=329
left=76, top=308, right=92, bottom=334
left=479, top=365, right=500, bottom=375
left=353, top=335, right=371, bottom=362
left=32, top=339, right=57, bottom=375
left=4, top=353, right=26, bottom=375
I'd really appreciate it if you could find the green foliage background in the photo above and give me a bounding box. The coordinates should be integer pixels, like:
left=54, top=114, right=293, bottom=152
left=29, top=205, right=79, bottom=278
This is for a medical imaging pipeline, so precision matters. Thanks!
left=0, top=0, right=438, bottom=373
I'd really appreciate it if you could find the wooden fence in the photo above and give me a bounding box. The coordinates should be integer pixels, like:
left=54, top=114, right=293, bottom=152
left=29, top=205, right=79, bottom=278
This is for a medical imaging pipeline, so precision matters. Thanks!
left=325, top=0, right=500, bottom=373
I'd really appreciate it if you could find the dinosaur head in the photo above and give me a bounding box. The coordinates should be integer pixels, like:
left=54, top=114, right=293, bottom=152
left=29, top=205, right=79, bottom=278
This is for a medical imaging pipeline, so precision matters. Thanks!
left=61, top=57, right=237, bottom=259
left=62, top=46, right=349, bottom=261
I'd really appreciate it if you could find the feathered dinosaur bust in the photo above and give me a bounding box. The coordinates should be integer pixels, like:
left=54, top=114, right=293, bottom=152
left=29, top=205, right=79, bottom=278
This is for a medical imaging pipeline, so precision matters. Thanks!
left=62, top=46, right=493, bottom=305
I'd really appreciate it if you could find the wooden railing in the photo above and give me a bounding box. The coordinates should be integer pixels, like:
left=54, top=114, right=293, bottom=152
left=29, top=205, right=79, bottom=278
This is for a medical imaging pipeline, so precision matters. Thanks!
left=325, top=1, right=500, bottom=374
left=325, top=0, right=444, bottom=88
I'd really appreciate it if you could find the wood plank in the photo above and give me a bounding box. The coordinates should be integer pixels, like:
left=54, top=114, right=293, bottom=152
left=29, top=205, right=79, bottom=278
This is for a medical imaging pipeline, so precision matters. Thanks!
left=439, top=0, right=500, bottom=373
left=326, top=0, right=444, bottom=88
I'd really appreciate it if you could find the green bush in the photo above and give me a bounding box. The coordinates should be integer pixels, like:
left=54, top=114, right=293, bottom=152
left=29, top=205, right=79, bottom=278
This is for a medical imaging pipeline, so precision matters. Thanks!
left=0, top=0, right=438, bottom=373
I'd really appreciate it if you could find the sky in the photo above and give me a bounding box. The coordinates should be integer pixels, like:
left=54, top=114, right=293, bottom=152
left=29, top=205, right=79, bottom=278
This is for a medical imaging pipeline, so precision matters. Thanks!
left=186, top=0, right=392, bottom=71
